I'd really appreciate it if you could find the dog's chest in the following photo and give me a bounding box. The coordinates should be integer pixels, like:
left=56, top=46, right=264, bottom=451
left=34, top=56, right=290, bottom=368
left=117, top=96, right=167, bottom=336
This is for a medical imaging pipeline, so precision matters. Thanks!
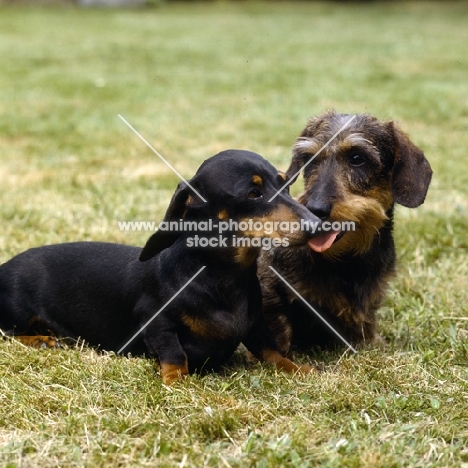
left=189, top=296, right=255, bottom=339
left=182, top=276, right=260, bottom=342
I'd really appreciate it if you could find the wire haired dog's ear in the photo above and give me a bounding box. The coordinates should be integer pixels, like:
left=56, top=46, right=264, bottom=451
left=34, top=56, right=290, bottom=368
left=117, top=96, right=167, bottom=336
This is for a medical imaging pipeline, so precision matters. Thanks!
left=139, top=181, right=193, bottom=262
left=277, top=171, right=288, bottom=182
left=286, top=114, right=329, bottom=185
left=390, top=123, right=433, bottom=208
left=286, top=143, right=310, bottom=184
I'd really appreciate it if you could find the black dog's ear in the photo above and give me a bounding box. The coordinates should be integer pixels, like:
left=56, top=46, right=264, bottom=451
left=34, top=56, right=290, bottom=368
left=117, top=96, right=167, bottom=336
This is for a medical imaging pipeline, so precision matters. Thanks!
left=390, top=123, right=433, bottom=208
left=139, top=181, right=193, bottom=262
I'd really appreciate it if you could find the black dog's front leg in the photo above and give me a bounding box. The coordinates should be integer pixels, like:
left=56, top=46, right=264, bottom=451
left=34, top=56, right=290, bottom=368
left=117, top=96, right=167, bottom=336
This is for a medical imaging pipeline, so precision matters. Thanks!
left=243, top=318, right=317, bottom=375
left=143, top=324, right=189, bottom=385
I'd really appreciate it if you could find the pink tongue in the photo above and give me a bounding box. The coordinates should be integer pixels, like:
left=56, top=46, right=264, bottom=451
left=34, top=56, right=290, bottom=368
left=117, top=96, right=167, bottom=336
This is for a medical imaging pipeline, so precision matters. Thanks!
left=307, top=230, right=341, bottom=253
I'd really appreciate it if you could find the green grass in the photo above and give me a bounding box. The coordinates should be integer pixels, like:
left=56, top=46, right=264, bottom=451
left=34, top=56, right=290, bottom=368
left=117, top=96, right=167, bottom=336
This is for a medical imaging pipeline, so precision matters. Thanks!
left=1, top=1, right=468, bottom=466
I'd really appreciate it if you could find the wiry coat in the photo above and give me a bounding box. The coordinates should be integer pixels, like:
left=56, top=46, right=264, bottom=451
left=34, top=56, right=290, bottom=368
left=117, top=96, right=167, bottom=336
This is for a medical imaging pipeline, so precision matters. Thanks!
left=259, top=112, right=433, bottom=353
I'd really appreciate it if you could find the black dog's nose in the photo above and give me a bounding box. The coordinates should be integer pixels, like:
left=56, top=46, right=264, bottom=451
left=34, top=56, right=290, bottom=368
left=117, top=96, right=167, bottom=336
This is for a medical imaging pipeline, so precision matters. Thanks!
left=301, top=209, right=323, bottom=240
left=306, top=201, right=332, bottom=220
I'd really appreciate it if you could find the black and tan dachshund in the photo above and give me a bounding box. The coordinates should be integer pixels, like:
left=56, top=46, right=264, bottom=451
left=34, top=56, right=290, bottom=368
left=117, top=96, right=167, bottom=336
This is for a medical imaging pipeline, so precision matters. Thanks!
left=259, top=112, right=433, bottom=353
left=0, top=149, right=321, bottom=384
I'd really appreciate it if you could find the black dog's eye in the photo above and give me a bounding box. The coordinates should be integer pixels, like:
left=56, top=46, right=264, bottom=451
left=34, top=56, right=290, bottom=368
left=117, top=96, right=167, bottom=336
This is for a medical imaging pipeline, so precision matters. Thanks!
left=349, top=154, right=366, bottom=167
left=248, top=188, right=263, bottom=199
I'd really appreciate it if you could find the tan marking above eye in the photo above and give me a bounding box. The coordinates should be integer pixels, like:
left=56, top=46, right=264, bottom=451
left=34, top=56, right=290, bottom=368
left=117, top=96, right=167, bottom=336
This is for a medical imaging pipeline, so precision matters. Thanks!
left=251, top=175, right=263, bottom=185
left=278, top=171, right=287, bottom=181
left=217, top=209, right=229, bottom=220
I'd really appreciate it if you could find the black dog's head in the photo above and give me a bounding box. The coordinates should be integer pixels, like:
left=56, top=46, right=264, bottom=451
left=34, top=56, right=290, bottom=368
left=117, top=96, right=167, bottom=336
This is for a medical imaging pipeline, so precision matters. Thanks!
left=286, top=111, right=433, bottom=257
left=139, top=149, right=320, bottom=264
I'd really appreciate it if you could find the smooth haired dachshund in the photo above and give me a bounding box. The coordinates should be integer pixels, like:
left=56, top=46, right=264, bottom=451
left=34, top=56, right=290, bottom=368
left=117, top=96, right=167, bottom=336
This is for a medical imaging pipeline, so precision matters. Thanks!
left=259, top=112, right=433, bottom=353
left=0, top=149, right=321, bottom=384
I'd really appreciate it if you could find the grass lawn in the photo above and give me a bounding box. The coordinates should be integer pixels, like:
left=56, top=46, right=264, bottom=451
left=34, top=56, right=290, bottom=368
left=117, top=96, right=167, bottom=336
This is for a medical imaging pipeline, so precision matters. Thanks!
left=1, top=1, right=468, bottom=466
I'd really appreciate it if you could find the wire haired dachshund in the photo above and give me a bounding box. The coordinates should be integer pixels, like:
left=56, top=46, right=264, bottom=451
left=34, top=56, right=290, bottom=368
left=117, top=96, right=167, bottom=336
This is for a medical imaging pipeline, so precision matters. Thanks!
left=259, top=112, right=433, bottom=353
left=0, top=149, right=322, bottom=384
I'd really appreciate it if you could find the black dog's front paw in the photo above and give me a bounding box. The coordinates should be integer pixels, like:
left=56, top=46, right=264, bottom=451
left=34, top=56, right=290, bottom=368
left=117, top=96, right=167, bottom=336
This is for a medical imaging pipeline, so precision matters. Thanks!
left=160, top=361, right=189, bottom=385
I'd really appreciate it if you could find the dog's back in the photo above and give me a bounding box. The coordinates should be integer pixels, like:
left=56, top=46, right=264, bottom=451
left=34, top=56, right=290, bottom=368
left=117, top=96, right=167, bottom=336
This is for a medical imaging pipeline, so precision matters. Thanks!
left=0, top=242, right=147, bottom=352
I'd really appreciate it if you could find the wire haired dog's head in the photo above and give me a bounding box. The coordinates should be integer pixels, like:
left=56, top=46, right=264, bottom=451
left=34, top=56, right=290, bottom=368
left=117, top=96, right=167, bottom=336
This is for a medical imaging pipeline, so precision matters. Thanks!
left=287, top=111, right=432, bottom=259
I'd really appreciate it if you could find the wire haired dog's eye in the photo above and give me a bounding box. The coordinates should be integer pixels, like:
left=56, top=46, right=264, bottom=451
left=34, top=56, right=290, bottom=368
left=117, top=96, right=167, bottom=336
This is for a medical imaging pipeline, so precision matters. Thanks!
left=349, top=154, right=366, bottom=167
left=248, top=188, right=263, bottom=199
